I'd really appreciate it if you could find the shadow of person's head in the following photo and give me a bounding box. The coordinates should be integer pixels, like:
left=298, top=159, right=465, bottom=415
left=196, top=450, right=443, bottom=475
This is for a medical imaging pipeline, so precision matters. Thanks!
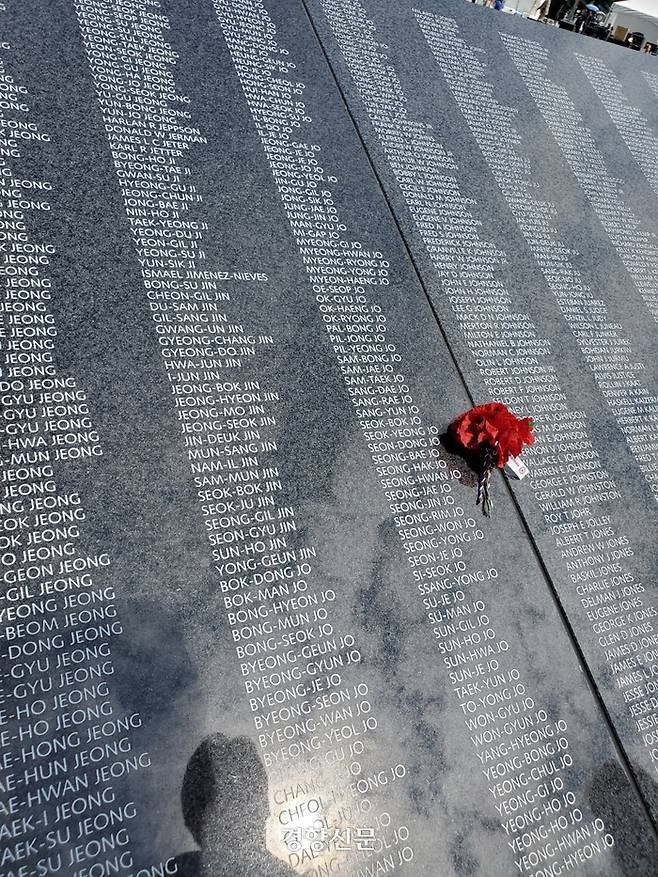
left=178, top=734, right=297, bottom=876
left=182, top=734, right=269, bottom=850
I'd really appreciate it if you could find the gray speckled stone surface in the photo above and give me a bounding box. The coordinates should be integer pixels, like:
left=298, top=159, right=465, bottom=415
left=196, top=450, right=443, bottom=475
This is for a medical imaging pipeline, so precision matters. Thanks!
left=0, top=0, right=656, bottom=875
left=305, top=0, right=658, bottom=853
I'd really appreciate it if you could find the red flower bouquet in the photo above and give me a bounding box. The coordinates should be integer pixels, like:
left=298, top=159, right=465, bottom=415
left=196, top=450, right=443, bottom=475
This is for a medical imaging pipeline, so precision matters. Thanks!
left=449, top=402, right=534, bottom=516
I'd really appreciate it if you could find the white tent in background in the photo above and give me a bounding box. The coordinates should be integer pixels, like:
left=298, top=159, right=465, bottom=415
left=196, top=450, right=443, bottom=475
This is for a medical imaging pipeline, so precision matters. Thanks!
left=608, top=0, right=658, bottom=46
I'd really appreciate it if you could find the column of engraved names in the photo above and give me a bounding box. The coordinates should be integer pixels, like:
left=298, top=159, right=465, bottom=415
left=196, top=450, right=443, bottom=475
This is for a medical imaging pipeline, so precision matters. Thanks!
left=413, top=11, right=658, bottom=773
left=0, top=12, right=148, bottom=877
left=320, top=0, right=640, bottom=865
left=491, top=29, right=658, bottom=759
left=316, top=0, right=658, bottom=794
left=215, top=0, right=612, bottom=872
left=73, top=1, right=392, bottom=871
left=503, top=35, right=658, bottom=327
left=421, top=16, right=658, bottom=505
left=576, top=54, right=658, bottom=199
left=644, top=72, right=658, bottom=106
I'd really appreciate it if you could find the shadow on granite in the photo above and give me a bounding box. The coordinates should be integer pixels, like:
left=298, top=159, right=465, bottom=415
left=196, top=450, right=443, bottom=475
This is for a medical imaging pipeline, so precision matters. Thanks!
left=589, top=761, right=658, bottom=875
left=174, top=735, right=296, bottom=877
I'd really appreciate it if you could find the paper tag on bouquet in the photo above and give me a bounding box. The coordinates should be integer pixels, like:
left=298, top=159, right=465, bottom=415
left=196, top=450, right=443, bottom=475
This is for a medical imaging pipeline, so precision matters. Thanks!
left=505, top=454, right=529, bottom=480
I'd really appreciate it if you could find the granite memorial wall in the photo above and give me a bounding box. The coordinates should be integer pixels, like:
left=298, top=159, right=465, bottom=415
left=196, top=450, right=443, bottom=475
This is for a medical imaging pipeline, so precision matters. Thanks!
left=1, top=1, right=657, bottom=875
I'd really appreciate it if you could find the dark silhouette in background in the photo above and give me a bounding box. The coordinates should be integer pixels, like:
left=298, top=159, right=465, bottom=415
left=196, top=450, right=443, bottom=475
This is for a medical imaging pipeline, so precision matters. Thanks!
left=175, top=734, right=297, bottom=877
left=588, top=760, right=658, bottom=875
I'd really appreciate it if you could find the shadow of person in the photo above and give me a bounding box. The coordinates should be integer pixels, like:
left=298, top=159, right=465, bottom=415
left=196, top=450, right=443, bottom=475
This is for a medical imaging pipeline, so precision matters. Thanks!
left=174, top=734, right=297, bottom=877
left=437, top=430, right=477, bottom=488
left=588, top=760, right=658, bottom=875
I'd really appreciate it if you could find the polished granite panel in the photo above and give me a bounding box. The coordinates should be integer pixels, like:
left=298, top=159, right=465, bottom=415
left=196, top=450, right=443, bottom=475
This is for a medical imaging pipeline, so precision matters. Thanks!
left=304, top=0, right=658, bottom=835
left=0, top=1, right=656, bottom=876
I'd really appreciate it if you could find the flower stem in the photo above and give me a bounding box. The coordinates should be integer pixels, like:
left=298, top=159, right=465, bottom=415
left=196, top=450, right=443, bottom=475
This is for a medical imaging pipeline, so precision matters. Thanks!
left=477, top=445, right=496, bottom=517
left=482, top=473, right=493, bottom=518
left=476, top=468, right=486, bottom=507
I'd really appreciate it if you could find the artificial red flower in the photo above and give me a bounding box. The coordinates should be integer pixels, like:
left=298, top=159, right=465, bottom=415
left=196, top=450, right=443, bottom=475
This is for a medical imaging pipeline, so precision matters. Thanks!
left=448, top=402, right=534, bottom=517
left=449, top=402, right=534, bottom=467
